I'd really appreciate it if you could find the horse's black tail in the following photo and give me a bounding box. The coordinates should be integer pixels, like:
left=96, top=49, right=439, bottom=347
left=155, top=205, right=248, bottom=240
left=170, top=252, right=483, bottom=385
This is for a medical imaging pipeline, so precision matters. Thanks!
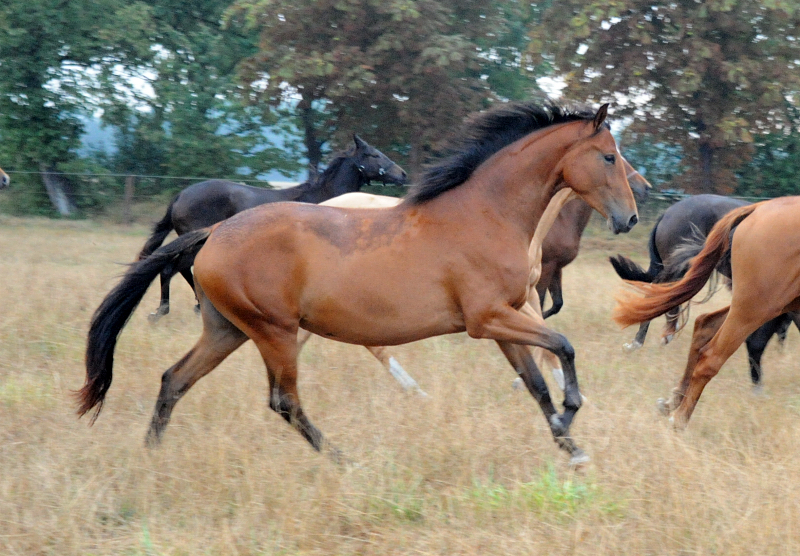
left=137, top=195, right=178, bottom=260
left=609, top=213, right=665, bottom=283
left=77, top=228, right=212, bottom=423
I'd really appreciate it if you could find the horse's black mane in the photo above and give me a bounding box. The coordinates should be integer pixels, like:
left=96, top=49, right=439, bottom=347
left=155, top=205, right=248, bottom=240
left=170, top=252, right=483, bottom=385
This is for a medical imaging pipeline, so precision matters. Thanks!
left=296, top=147, right=359, bottom=193
left=406, top=102, right=601, bottom=204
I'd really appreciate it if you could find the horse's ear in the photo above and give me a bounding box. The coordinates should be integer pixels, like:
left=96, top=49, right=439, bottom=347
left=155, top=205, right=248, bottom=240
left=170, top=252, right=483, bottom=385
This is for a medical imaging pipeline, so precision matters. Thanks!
left=353, top=133, right=367, bottom=150
left=593, top=103, right=609, bottom=131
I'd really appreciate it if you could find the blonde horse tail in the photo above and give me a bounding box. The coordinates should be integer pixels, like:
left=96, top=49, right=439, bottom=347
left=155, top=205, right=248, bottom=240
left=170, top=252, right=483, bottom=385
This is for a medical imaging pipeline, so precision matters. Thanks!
left=613, top=202, right=761, bottom=327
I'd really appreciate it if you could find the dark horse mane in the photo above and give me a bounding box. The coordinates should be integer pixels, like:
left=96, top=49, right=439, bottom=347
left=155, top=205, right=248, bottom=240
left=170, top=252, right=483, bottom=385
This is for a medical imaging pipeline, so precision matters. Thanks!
left=295, top=145, right=361, bottom=193
left=406, top=102, right=601, bottom=205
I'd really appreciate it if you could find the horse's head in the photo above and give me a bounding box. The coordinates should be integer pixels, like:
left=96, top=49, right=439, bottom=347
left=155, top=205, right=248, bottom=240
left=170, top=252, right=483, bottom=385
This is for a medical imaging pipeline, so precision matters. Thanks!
left=559, top=104, right=638, bottom=234
left=0, top=167, right=9, bottom=190
left=621, top=156, right=652, bottom=200
left=351, top=134, right=407, bottom=187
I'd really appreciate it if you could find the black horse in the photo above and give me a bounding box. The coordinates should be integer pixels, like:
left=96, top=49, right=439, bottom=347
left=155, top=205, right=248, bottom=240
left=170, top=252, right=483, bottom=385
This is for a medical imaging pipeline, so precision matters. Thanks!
left=610, top=193, right=799, bottom=386
left=138, top=134, right=407, bottom=320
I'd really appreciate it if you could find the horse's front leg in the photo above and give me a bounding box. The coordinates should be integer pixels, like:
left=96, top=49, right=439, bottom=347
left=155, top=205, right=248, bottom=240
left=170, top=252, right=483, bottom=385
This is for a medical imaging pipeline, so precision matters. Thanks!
left=497, top=341, right=587, bottom=465
left=467, top=303, right=585, bottom=462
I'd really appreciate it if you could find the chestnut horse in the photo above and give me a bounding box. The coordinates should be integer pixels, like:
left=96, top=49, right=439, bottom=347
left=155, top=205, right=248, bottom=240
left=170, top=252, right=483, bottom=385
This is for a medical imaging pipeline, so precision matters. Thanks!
left=138, top=135, right=406, bottom=320
left=0, top=167, right=9, bottom=189
left=78, top=103, right=638, bottom=465
left=613, top=197, right=800, bottom=427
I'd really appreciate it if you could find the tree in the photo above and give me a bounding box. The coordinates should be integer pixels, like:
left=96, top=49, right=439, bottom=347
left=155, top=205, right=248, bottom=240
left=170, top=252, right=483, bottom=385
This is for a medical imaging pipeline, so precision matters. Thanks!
left=226, top=0, right=541, bottom=177
left=531, top=1, right=800, bottom=193
left=0, top=0, right=156, bottom=215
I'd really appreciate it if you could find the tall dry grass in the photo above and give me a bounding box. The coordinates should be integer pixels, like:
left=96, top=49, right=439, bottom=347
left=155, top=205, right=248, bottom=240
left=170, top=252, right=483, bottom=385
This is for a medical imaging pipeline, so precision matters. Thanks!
left=1, top=213, right=799, bottom=555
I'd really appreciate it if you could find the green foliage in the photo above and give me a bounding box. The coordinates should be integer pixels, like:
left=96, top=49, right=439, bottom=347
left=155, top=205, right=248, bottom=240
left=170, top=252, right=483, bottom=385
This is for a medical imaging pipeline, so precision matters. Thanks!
left=534, top=0, right=800, bottom=194
left=735, top=128, right=800, bottom=197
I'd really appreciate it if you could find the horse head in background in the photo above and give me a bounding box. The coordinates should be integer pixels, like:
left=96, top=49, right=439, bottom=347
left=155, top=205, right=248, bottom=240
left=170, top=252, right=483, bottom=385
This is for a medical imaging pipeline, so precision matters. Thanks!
left=0, top=167, right=9, bottom=190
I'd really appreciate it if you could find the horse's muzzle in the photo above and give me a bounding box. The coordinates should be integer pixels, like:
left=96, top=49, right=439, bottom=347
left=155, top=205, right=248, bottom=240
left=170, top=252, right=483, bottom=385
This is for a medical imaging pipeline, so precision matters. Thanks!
left=609, top=213, right=638, bottom=234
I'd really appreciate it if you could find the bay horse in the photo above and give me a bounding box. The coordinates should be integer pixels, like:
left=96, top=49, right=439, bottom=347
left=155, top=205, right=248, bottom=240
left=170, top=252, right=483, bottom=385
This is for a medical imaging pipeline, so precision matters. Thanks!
left=0, top=166, right=9, bottom=189
left=78, top=102, right=638, bottom=466
left=316, top=160, right=651, bottom=396
left=138, top=134, right=407, bottom=320
left=610, top=194, right=799, bottom=386
left=613, top=196, right=800, bottom=428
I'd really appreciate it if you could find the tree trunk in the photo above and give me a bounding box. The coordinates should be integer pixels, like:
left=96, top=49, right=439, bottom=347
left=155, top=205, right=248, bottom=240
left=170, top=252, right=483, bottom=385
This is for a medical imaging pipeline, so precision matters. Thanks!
left=299, top=96, right=322, bottom=181
left=698, top=141, right=714, bottom=193
left=39, top=164, right=75, bottom=216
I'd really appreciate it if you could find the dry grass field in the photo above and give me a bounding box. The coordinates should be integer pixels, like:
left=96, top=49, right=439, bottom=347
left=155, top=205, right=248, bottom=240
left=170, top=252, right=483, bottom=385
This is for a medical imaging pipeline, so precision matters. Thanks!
left=1, top=213, right=799, bottom=555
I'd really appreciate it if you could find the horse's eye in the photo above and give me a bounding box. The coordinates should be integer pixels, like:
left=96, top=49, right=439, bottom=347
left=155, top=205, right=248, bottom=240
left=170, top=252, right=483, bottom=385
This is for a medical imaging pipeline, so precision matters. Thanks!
left=604, top=154, right=616, bottom=164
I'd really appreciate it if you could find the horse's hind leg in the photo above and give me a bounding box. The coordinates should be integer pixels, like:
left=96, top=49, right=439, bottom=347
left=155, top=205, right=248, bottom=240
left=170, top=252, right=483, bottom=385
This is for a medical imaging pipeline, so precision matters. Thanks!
left=745, top=317, right=785, bottom=387
left=661, top=306, right=680, bottom=344
left=658, top=307, right=729, bottom=417
left=248, top=324, right=334, bottom=457
left=148, top=269, right=175, bottom=322
left=145, top=293, right=248, bottom=445
left=364, top=346, right=427, bottom=396
left=497, top=341, right=587, bottom=465
left=179, top=267, right=201, bottom=313
left=624, top=320, right=650, bottom=351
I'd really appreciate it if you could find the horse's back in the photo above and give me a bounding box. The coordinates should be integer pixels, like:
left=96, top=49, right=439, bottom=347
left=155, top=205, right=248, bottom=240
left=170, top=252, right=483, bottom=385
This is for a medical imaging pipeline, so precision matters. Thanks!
left=655, top=194, right=750, bottom=258
left=171, top=179, right=280, bottom=234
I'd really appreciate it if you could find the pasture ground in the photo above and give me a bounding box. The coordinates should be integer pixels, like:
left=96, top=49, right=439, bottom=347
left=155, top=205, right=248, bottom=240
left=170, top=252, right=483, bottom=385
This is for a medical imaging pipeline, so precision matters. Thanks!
left=1, top=213, right=799, bottom=555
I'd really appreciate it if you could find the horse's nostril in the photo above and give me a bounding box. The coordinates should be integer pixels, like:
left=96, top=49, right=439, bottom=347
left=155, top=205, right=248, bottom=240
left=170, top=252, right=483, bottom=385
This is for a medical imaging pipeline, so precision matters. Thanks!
left=628, top=214, right=639, bottom=228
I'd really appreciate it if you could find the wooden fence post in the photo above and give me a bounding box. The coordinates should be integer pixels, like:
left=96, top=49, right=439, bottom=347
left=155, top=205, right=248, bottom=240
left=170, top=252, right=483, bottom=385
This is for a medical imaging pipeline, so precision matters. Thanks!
left=124, top=175, right=135, bottom=224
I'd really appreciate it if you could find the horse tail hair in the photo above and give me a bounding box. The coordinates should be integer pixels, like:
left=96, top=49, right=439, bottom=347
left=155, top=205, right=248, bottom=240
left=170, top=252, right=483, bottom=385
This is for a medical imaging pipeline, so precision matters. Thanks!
left=137, top=195, right=178, bottom=260
left=77, top=228, right=212, bottom=422
left=608, top=214, right=665, bottom=283
left=613, top=203, right=761, bottom=327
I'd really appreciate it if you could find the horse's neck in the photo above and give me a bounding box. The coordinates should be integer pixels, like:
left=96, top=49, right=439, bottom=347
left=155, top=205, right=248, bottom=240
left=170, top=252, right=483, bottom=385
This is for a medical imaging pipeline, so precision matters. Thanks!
left=469, top=121, right=586, bottom=241
left=528, top=188, right=578, bottom=286
left=298, top=159, right=363, bottom=203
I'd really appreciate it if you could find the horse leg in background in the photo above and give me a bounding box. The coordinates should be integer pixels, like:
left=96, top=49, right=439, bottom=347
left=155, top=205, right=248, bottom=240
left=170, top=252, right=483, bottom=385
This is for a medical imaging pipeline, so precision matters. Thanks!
left=745, top=315, right=790, bottom=387
left=497, top=341, right=588, bottom=465
left=661, top=306, right=681, bottom=344
left=146, top=288, right=248, bottom=445
left=295, top=329, right=427, bottom=396
left=148, top=267, right=175, bottom=322
left=624, top=320, right=651, bottom=351
left=179, top=267, right=201, bottom=313
left=660, top=305, right=764, bottom=428
left=658, top=307, right=728, bottom=417
left=542, top=267, right=564, bottom=320
left=775, top=311, right=800, bottom=345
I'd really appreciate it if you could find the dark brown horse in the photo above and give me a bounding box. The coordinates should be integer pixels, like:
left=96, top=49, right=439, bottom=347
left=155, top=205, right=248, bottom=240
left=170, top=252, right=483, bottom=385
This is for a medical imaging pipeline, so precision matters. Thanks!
left=78, top=102, right=638, bottom=466
left=138, top=134, right=407, bottom=320
left=610, top=194, right=799, bottom=386
left=614, top=197, right=800, bottom=427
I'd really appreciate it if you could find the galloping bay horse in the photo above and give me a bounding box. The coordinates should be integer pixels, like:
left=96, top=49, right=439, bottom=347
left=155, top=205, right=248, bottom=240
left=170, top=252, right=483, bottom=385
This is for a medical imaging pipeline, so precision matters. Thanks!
left=78, top=103, right=638, bottom=466
left=315, top=160, right=651, bottom=396
left=610, top=194, right=800, bottom=386
left=138, top=134, right=407, bottom=320
left=614, top=197, right=800, bottom=427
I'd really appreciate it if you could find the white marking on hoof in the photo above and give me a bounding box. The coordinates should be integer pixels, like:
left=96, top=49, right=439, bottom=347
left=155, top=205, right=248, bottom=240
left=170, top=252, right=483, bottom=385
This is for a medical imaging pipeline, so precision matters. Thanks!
left=551, top=367, right=565, bottom=391
left=661, top=334, right=674, bottom=346
left=569, top=451, right=591, bottom=467
left=623, top=340, right=643, bottom=352
left=751, top=384, right=765, bottom=396
left=388, top=357, right=422, bottom=392
left=656, top=398, right=670, bottom=416
left=512, top=377, right=524, bottom=391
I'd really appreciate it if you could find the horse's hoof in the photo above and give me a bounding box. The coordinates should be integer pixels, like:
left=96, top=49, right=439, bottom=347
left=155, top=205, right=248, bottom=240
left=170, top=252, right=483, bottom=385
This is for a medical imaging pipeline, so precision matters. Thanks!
left=661, top=334, right=674, bottom=346
left=623, top=341, right=642, bottom=352
left=569, top=450, right=591, bottom=468
left=414, top=388, right=429, bottom=399
left=549, top=414, right=568, bottom=437
left=148, top=311, right=165, bottom=323
left=194, top=304, right=201, bottom=314
left=656, top=398, right=671, bottom=416
left=512, top=377, right=524, bottom=390
left=751, top=384, right=765, bottom=396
